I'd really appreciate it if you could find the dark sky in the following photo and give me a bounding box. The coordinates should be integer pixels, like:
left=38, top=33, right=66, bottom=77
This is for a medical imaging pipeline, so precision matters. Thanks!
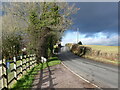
left=0, top=2, right=118, bottom=45
left=70, top=2, right=118, bottom=36
left=62, top=2, right=118, bottom=46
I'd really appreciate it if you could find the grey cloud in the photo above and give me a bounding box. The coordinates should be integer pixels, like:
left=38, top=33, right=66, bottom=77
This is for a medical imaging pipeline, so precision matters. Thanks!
left=69, top=2, right=118, bottom=35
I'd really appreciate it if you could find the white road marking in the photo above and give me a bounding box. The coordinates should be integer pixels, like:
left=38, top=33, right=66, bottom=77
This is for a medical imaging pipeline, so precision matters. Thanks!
left=61, top=62, right=103, bottom=90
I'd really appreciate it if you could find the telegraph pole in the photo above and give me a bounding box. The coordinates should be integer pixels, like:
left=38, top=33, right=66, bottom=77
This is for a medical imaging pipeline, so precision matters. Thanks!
left=77, top=28, right=79, bottom=43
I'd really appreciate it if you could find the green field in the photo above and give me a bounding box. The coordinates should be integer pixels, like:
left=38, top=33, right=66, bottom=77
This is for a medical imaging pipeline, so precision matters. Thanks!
left=81, top=45, right=119, bottom=54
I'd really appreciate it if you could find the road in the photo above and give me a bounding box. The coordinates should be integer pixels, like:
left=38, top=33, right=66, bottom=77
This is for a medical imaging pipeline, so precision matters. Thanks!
left=58, top=46, right=118, bottom=88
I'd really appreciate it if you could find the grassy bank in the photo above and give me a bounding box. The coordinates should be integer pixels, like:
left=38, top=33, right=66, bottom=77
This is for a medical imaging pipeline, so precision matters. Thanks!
left=81, top=45, right=119, bottom=65
left=68, top=44, right=119, bottom=65
left=10, top=56, right=61, bottom=90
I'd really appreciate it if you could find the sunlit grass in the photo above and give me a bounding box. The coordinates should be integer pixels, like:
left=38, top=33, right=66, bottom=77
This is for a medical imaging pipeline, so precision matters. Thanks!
left=81, top=45, right=119, bottom=54
left=10, top=56, right=61, bottom=90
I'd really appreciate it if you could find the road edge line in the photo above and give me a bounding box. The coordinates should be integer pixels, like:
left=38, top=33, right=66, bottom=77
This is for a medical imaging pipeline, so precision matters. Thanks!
left=61, top=62, right=103, bottom=90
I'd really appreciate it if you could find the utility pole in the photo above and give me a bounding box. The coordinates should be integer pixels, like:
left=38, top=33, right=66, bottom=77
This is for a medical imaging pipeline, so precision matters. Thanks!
left=77, top=28, right=79, bottom=43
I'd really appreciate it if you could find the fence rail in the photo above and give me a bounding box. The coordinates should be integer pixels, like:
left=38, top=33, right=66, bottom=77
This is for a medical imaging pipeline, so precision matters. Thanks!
left=0, top=54, right=37, bottom=89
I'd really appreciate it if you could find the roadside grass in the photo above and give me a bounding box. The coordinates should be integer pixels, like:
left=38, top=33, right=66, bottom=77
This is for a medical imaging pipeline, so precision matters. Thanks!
left=80, top=45, right=119, bottom=65
left=66, top=44, right=119, bottom=65
left=81, top=45, right=119, bottom=54
left=84, top=55, right=120, bottom=65
left=68, top=44, right=119, bottom=65
left=10, top=56, right=61, bottom=90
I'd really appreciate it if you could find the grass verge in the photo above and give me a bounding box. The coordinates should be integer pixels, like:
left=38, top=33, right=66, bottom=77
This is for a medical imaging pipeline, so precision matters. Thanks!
left=10, top=56, right=61, bottom=90
left=83, top=55, right=119, bottom=65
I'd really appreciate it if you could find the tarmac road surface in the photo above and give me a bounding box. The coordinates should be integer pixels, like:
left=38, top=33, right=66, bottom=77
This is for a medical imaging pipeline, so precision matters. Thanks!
left=59, top=46, right=118, bottom=88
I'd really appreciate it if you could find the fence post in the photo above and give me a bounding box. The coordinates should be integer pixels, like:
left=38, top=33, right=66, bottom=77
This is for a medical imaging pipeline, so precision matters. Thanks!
left=24, top=55, right=27, bottom=72
left=0, top=60, right=3, bottom=89
left=13, top=57, right=17, bottom=80
left=34, top=54, right=36, bottom=66
left=33, top=55, right=35, bottom=67
left=32, top=54, right=34, bottom=67
left=26, top=55, right=29, bottom=71
left=20, top=56, right=23, bottom=76
left=2, top=58, right=7, bottom=89
left=30, top=55, right=32, bottom=69
left=26, top=55, right=28, bottom=71
left=27, top=55, right=30, bottom=70
left=34, top=54, right=37, bottom=65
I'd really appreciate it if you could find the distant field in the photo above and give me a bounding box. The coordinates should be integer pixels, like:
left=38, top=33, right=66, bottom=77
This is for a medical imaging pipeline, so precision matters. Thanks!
left=66, top=43, right=119, bottom=65
left=81, top=45, right=119, bottom=54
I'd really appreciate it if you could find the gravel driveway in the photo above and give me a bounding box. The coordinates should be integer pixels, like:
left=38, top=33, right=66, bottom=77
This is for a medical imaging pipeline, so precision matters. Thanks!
left=32, top=63, right=96, bottom=89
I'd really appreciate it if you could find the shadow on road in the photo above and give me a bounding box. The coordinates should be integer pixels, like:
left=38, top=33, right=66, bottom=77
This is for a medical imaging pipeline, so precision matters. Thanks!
left=32, top=62, right=57, bottom=89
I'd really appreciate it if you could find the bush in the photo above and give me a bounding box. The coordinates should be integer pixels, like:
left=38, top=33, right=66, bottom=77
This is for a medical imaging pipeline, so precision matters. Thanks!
left=78, top=41, right=82, bottom=45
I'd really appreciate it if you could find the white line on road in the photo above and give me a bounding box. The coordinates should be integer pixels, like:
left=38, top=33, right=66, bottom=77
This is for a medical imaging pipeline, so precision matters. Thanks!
left=61, top=62, right=103, bottom=90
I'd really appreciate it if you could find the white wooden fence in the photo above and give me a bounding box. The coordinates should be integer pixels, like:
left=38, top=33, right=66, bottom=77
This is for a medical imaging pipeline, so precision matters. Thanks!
left=0, top=54, right=37, bottom=89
